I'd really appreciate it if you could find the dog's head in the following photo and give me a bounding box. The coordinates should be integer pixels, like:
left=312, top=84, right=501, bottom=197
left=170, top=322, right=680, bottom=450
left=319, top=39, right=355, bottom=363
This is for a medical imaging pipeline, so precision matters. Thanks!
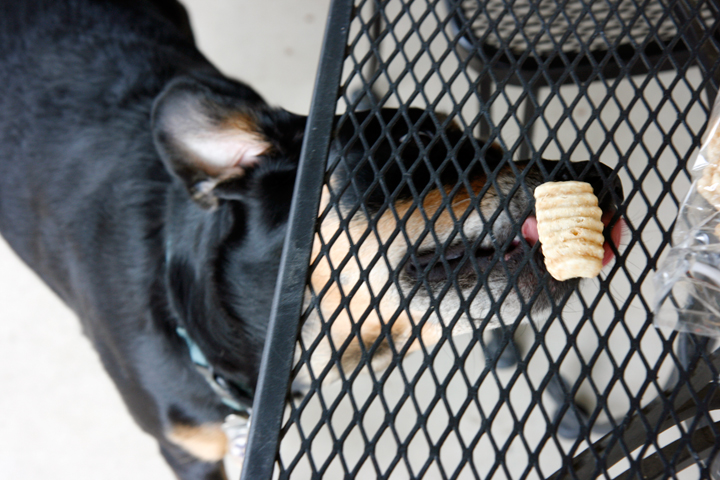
left=151, top=78, right=623, bottom=391
left=152, top=76, right=308, bottom=394
left=302, top=108, right=623, bottom=383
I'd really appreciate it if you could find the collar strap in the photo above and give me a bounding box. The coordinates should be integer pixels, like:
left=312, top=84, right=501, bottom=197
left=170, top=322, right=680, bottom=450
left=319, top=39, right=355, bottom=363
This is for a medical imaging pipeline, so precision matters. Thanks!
left=176, top=326, right=253, bottom=413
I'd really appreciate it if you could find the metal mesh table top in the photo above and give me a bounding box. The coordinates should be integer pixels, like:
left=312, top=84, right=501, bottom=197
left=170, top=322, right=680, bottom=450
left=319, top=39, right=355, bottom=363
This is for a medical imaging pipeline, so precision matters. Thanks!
left=457, top=0, right=716, bottom=57
left=242, top=1, right=720, bottom=479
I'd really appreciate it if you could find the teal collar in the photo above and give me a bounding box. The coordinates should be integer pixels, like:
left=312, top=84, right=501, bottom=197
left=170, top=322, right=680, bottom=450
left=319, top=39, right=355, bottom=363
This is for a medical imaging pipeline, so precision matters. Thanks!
left=176, top=326, right=253, bottom=413
left=167, top=237, right=253, bottom=413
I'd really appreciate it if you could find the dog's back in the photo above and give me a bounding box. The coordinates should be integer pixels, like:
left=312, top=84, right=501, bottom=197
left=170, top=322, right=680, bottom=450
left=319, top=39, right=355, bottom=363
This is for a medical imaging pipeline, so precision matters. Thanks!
left=0, top=4, right=305, bottom=476
left=0, top=0, right=199, bottom=307
left=0, top=0, right=226, bottom=442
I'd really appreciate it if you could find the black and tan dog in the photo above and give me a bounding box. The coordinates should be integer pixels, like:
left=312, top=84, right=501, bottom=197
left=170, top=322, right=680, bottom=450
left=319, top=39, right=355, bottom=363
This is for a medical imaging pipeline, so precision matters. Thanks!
left=0, top=0, right=623, bottom=479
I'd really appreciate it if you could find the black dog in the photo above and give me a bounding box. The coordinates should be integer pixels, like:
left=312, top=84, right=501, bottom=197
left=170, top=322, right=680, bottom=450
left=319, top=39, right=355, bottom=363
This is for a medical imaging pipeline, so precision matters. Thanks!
left=0, top=1, right=623, bottom=479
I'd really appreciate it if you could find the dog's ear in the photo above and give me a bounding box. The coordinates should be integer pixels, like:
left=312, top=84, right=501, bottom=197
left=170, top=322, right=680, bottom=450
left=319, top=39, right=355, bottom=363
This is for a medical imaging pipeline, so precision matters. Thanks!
left=152, top=78, right=273, bottom=207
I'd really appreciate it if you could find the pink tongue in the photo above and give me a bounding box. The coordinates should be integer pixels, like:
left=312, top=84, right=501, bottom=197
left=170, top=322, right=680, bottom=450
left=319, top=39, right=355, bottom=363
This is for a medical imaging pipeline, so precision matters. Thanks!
left=522, top=216, right=540, bottom=246
left=602, top=214, right=625, bottom=267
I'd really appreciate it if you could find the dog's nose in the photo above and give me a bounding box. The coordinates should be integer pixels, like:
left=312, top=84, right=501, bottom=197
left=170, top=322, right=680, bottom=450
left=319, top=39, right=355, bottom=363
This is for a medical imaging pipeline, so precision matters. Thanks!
left=538, top=159, right=624, bottom=211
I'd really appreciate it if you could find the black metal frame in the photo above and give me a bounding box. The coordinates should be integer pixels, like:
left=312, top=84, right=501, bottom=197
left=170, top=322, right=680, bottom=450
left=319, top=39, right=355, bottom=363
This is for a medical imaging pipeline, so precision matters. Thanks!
left=240, top=1, right=355, bottom=478
left=243, top=0, right=720, bottom=479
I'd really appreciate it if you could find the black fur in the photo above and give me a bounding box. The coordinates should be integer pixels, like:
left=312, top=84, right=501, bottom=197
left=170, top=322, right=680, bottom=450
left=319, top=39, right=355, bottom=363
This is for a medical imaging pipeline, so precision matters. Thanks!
left=0, top=1, right=288, bottom=478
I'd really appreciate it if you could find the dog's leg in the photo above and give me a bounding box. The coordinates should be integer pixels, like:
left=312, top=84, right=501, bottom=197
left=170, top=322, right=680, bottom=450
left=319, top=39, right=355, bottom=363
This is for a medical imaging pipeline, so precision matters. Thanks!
left=160, top=442, right=227, bottom=480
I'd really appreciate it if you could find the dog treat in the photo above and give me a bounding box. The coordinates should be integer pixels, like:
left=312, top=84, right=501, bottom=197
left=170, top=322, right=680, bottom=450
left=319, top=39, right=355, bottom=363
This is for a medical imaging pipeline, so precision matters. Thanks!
left=698, top=131, right=720, bottom=210
left=697, top=121, right=720, bottom=237
left=698, top=161, right=720, bottom=209
left=534, top=181, right=604, bottom=281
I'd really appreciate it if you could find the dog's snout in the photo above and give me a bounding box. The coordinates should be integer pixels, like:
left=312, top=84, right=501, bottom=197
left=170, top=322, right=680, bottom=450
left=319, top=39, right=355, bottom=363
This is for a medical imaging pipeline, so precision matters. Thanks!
left=538, top=159, right=624, bottom=209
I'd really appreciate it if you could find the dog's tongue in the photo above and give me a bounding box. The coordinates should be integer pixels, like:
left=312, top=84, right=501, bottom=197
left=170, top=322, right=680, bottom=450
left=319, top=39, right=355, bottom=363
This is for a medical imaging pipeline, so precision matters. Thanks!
left=602, top=213, right=625, bottom=267
left=522, top=216, right=540, bottom=246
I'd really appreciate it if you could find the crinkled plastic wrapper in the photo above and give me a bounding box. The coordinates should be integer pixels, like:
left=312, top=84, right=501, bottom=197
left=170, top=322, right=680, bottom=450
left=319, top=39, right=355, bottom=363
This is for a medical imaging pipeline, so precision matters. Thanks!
left=653, top=95, right=720, bottom=336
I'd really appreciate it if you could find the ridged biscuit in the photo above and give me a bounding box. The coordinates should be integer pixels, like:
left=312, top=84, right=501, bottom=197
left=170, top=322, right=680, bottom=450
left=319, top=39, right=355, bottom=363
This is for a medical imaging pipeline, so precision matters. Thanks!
left=534, top=181, right=604, bottom=281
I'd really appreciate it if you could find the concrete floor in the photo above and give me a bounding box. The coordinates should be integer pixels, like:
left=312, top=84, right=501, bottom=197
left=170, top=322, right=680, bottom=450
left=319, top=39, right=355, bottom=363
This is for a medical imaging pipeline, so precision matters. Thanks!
left=0, top=1, right=710, bottom=479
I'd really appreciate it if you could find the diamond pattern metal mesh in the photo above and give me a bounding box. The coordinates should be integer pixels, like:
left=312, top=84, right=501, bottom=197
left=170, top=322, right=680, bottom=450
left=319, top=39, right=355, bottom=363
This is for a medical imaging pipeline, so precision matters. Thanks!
left=458, top=0, right=715, bottom=55
left=253, top=0, right=720, bottom=478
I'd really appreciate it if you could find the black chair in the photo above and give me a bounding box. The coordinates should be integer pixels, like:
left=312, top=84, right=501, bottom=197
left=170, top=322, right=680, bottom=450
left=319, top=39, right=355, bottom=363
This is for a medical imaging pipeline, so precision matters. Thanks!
left=446, top=0, right=718, bottom=158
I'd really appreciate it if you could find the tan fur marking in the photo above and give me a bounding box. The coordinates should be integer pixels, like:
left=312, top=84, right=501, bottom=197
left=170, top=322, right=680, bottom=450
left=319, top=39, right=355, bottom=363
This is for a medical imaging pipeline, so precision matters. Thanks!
left=295, top=162, right=540, bottom=386
left=305, top=176, right=498, bottom=378
left=225, top=113, right=272, bottom=152
left=224, top=113, right=257, bottom=131
left=167, top=423, right=228, bottom=462
left=382, top=178, right=489, bottom=241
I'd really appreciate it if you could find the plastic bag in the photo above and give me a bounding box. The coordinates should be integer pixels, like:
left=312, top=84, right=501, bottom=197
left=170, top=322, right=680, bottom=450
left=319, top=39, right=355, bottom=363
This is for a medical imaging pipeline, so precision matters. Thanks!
left=653, top=95, right=720, bottom=337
